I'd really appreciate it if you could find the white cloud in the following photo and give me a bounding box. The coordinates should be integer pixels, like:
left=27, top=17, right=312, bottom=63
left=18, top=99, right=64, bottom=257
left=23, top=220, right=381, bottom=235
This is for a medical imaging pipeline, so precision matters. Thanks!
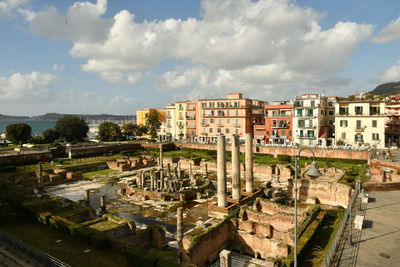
left=378, top=59, right=400, bottom=82
left=372, top=15, right=400, bottom=43
left=52, top=64, right=66, bottom=71
left=0, top=71, right=57, bottom=101
left=24, top=0, right=372, bottom=95
left=0, top=0, right=29, bottom=18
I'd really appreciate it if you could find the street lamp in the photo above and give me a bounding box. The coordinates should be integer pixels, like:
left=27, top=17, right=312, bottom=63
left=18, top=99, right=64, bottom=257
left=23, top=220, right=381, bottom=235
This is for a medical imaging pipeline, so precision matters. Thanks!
left=294, top=148, right=322, bottom=267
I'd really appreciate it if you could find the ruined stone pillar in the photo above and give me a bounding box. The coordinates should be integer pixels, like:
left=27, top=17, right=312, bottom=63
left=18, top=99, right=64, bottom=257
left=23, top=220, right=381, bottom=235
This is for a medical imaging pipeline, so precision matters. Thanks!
left=232, top=135, right=241, bottom=200
left=245, top=133, right=254, bottom=193
left=84, top=189, right=91, bottom=207
left=217, top=136, right=227, bottom=207
left=178, top=162, right=182, bottom=179
left=38, top=162, right=43, bottom=190
left=137, top=170, right=142, bottom=188
left=174, top=165, right=178, bottom=179
left=205, top=163, right=208, bottom=175
left=150, top=172, right=155, bottom=191
left=189, top=162, right=192, bottom=176
left=141, top=171, right=145, bottom=188
left=100, top=195, right=106, bottom=212
left=177, top=207, right=183, bottom=241
left=167, top=163, right=171, bottom=178
left=219, top=249, right=231, bottom=267
left=159, top=144, right=163, bottom=168
left=161, top=170, right=165, bottom=190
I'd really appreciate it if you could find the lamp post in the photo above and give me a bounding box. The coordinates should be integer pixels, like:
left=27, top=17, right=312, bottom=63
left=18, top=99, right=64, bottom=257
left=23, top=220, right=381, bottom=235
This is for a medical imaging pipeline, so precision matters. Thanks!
left=294, top=148, right=322, bottom=267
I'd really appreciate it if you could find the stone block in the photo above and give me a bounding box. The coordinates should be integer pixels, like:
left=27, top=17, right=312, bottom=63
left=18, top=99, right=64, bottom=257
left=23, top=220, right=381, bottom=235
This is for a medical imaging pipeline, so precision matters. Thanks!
left=118, top=163, right=131, bottom=172
left=66, top=172, right=83, bottom=181
left=49, top=174, right=64, bottom=184
left=53, top=168, right=67, bottom=177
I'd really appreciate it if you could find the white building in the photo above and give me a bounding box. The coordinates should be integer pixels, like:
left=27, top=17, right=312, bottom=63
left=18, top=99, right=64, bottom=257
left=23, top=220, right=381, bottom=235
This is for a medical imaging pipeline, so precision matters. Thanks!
left=292, top=94, right=335, bottom=147
left=335, top=100, right=386, bottom=149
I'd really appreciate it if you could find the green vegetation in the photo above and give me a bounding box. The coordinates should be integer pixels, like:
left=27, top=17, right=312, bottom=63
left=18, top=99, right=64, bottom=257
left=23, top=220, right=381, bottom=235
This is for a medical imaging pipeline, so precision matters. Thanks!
left=299, top=209, right=345, bottom=267
left=5, top=123, right=32, bottom=147
left=146, top=109, right=162, bottom=139
left=42, top=128, right=59, bottom=143
left=369, top=81, right=400, bottom=95
left=82, top=168, right=119, bottom=180
left=98, top=122, right=123, bottom=141
left=55, top=115, right=89, bottom=142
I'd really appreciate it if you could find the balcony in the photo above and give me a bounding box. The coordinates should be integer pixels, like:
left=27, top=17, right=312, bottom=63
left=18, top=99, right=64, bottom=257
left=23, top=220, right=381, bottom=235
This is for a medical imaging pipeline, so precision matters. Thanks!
left=298, top=135, right=316, bottom=139
left=186, top=106, right=195, bottom=111
left=272, top=124, right=289, bottom=129
left=187, top=125, right=196, bottom=129
left=186, top=115, right=196, bottom=119
left=355, top=126, right=366, bottom=132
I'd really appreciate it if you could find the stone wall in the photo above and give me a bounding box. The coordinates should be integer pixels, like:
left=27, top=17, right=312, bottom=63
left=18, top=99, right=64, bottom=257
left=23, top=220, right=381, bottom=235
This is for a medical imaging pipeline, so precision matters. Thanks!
left=363, top=182, right=400, bottom=191
left=178, top=142, right=370, bottom=161
left=67, top=143, right=141, bottom=158
left=0, top=151, right=52, bottom=166
left=370, top=160, right=400, bottom=183
left=290, top=178, right=351, bottom=208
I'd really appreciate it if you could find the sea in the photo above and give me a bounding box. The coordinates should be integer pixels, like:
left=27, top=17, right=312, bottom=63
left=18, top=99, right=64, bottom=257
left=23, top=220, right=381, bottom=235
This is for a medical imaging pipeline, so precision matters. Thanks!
left=0, top=121, right=56, bottom=136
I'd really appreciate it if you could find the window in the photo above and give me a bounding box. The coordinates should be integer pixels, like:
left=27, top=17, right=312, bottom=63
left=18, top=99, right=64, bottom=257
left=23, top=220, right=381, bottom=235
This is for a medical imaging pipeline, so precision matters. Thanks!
left=235, top=110, right=239, bottom=116
left=217, top=102, right=223, bottom=108
left=355, top=106, right=363, bottom=115
left=209, top=128, right=213, bottom=133
left=356, top=120, right=361, bottom=130
left=281, top=110, right=286, bottom=116
left=299, top=129, right=304, bottom=137
left=321, top=110, right=324, bottom=115
left=203, top=110, right=206, bottom=116
left=372, top=133, right=379, bottom=140
left=370, top=106, right=380, bottom=115
left=340, top=120, right=348, bottom=127
left=289, top=130, right=292, bottom=136
left=272, top=111, right=278, bottom=117
left=203, top=128, right=206, bottom=133
left=218, top=110, right=223, bottom=116
left=309, top=120, right=313, bottom=127
left=272, top=120, right=277, bottom=127
left=227, top=119, right=230, bottom=124
left=210, top=118, right=214, bottom=123
left=211, top=110, right=215, bottom=116
left=217, top=128, right=222, bottom=133
left=235, top=118, right=239, bottom=126
left=329, top=110, right=334, bottom=115
left=297, top=109, right=303, bottom=117
left=329, top=120, right=333, bottom=125
left=265, top=110, right=268, bottom=117
left=266, top=131, right=269, bottom=136
left=372, top=120, right=377, bottom=127
left=341, top=132, right=346, bottom=139
left=307, top=109, right=313, bottom=116
left=311, top=100, right=315, bottom=107
left=328, top=101, right=333, bottom=106
left=281, top=130, right=286, bottom=136
left=235, top=129, right=239, bottom=135
left=202, top=119, right=207, bottom=125
left=226, top=128, right=230, bottom=134
left=218, top=118, right=222, bottom=126
left=257, top=130, right=262, bottom=136
left=339, top=107, right=349, bottom=115
left=210, top=102, right=215, bottom=108
left=298, top=120, right=305, bottom=127
left=355, top=134, right=363, bottom=142
left=272, top=130, right=278, bottom=136
left=202, top=102, right=207, bottom=108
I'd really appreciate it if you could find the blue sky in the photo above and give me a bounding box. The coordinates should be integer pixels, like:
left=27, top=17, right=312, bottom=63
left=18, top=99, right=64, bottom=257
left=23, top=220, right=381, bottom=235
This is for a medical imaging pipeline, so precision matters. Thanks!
left=1, top=0, right=400, bottom=116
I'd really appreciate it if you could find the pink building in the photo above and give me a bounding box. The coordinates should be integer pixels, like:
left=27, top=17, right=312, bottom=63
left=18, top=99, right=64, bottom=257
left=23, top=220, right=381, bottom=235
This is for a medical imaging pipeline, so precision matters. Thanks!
left=196, top=93, right=265, bottom=143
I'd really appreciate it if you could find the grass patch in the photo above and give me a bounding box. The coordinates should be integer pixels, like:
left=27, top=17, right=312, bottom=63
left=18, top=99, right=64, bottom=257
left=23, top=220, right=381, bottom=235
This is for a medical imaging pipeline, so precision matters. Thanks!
left=299, top=209, right=345, bottom=267
left=82, top=168, right=119, bottom=180
left=0, top=219, right=129, bottom=267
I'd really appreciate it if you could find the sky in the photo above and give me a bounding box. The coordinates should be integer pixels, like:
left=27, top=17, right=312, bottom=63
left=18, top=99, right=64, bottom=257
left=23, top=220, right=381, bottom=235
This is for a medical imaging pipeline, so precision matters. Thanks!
left=1, top=0, right=400, bottom=116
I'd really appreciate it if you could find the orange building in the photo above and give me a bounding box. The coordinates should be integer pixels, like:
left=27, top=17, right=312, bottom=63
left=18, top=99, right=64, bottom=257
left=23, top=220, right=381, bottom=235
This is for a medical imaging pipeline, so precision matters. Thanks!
left=186, top=101, right=198, bottom=141
left=196, top=93, right=264, bottom=143
left=255, top=102, right=293, bottom=145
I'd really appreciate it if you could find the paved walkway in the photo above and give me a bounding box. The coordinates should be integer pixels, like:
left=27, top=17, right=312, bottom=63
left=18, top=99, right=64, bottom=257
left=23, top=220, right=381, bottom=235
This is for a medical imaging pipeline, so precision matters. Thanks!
left=338, top=190, right=400, bottom=267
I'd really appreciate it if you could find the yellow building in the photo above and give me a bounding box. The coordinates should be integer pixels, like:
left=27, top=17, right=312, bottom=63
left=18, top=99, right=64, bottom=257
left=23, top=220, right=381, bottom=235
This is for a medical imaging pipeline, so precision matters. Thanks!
left=174, top=101, right=187, bottom=141
left=136, top=108, right=166, bottom=138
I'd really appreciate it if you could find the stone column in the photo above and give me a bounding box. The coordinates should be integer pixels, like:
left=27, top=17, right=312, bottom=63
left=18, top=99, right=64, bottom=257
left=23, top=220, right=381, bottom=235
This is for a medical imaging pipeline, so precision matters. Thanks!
left=174, top=165, right=178, bottom=179
left=161, top=170, right=165, bottom=190
left=177, top=207, right=183, bottom=241
left=84, top=189, right=91, bottom=207
left=219, top=249, right=231, bottom=267
left=100, top=195, right=106, bottom=212
left=38, top=162, right=43, bottom=190
left=167, top=163, right=171, bottom=178
left=137, top=170, right=142, bottom=188
left=141, top=171, right=145, bottom=188
left=217, top=136, right=227, bottom=207
left=159, top=144, right=163, bottom=168
left=232, top=135, right=241, bottom=200
left=178, top=162, right=182, bottom=179
left=150, top=172, right=155, bottom=191
left=245, top=133, right=254, bottom=193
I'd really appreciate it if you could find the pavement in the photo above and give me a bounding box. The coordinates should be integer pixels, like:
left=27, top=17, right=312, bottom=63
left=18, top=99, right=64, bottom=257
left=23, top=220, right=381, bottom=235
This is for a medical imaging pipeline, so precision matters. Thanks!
left=338, top=190, right=400, bottom=267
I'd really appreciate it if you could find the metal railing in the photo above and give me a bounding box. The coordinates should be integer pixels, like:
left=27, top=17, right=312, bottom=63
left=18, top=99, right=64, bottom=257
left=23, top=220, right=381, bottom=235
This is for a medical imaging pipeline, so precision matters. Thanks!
left=0, top=229, right=71, bottom=267
left=322, top=187, right=359, bottom=267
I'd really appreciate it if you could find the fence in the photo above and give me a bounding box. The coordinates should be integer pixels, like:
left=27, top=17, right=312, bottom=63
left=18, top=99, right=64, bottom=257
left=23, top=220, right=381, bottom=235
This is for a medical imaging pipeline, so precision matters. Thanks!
left=0, top=229, right=71, bottom=267
left=322, top=186, right=359, bottom=267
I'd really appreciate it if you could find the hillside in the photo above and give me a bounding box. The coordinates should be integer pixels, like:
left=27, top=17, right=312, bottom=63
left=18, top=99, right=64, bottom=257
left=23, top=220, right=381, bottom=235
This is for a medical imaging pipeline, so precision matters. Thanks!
left=0, top=113, right=136, bottom=122
left=369, top=82, right=400, bottom=95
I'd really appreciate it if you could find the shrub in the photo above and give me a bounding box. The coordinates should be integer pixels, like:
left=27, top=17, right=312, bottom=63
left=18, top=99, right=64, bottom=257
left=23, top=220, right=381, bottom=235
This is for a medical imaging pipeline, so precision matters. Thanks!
left=277, top=154, right=292, bottom=163
left=126, top=247, right=157, bottom=266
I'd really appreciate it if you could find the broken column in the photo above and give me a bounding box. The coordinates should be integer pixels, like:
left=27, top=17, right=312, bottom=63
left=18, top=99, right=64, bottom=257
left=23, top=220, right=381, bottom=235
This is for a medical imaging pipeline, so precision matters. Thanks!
left=245, top=133, right=254, bottom=193
left=84, top=189, right=91, bottom=207
left=38, top=162, right=43, bottom=190
left=167, top=163, right=171, bottom=178
left=137, top=170, right=142, bottom=188
left=178, top=162, right=182, bottom=179
left=141, top=171, right=145, bottom=188
left=219, top=249, right=231, bottom=267
left=159, top=144, right=163, bottom=168
left=150, top=172, right=155, bottom=191
left=160, top=170, right=165, bottom=190
left=100, top=195, right=106, bottom=212
left=177, top=207, right=183, bottom=241
left=217, top=135, right=227, bottom=207
left=232, top=135, right=241, bottom=200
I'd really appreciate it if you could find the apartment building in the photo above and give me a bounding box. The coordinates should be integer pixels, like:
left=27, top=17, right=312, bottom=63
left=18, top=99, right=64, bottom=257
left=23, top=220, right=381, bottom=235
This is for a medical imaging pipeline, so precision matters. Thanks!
left=256, top=101, right=293, bottom=145
left=384, top=104, right=400, bottom=147
left=335, top=100, right=386, bottom=149
left=197, top=93, right=265, bottom=143
left=163, top=104, right=176, bottom=141
left=137, top=108, right=166, bottom=139
left=186, top=101, right=197, bottom=141
left=292, top=94, right=335, bottom=147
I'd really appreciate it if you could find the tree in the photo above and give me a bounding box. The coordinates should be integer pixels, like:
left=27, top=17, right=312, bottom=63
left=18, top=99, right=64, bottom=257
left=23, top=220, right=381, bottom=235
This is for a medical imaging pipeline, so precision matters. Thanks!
left=55, top=116, right=88, bottom=142
left=5, top=123, right=32, bottom=147
left=122, top=123, right=138, bottom=139
left=42, top=128, right=59, bottom=143
left=146, top=110, right=161, bottom=139
left=98, top=122, right=122, bottom=141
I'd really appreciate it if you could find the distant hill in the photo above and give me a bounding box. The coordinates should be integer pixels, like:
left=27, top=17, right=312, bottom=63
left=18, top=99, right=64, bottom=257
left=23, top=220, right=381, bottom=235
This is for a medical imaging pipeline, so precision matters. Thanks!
left=0, top=113, right=136, bottom=122
left=369, top=82, right=400, bottom=95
